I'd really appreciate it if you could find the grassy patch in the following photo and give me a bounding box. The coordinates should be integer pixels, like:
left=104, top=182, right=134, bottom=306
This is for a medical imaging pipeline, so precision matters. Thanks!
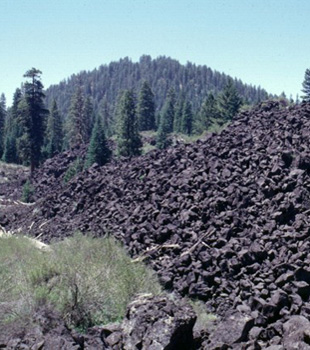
left=190, top=300, right=217, bottom=332
left=0, top=234, right=162, bottom=331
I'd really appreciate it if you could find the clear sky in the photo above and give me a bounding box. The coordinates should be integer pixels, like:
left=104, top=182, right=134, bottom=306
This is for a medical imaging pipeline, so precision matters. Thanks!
left=1, top=0, right=309, bottom=106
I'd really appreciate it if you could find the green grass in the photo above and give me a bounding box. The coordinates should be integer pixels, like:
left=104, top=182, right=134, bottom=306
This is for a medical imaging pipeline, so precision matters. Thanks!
left=190, top=300, right=217, bottom=333
left=0, top=233, right=162, bottom=331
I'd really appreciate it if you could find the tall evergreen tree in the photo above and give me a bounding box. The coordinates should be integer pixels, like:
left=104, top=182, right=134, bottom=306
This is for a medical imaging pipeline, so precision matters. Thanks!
left=156, top=88, right=176, bottom=149
left=197, top=93, right=218, bottom=132
left=98, top=96, right=114, bottom=137
left=174, top=94, right=185, bottom=133
left=85, top=114, right=111, bottom=168
left=2, top=89, right=22, bottom=163
left=0, top=94, right=6, bottom=158
left=218, top=79, right=242, bottom=122
left=116, top=90, right=142, bottom=157
left=2, top=135, right=17, bottom=164
left=45, top=100, right=63, bottom=158
left=160, top=88, right=175, bottom=133
left=137, top=81, right=155, bottom=131
left=21, top=68, right=48, bottom=173
left=16, top=97, right=32, bottom=166
left=181, top=100, right=193, bottom=135
left=156, top=114, right=170, bottom=150
left=83, top=95, right=94, bottom=142
left=302, top=68, right=310, bottom=102
left=68, top=82, right=86, bottom=147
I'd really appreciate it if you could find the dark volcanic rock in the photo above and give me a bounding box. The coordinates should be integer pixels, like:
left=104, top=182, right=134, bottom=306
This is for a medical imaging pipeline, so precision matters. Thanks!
left=0, top=308, right=82, bottom=350
left=120, top=294, right=196, bottom=350
left=282, top=316, right=310, bottom=350
left=207, top=312, right=254, bottom=349
left=6, top=101, right=310, bottom=348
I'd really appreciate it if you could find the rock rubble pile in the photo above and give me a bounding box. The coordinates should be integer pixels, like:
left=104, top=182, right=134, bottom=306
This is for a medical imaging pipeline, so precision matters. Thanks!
left=5, top=101, right=310, bottom=348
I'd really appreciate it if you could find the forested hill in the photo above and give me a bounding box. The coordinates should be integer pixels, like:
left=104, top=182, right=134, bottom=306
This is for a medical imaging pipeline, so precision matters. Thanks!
left=45, top=55, right=270, bottom=117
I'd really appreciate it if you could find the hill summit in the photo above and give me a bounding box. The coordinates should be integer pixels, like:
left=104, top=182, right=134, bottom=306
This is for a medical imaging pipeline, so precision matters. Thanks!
left=45, top=55, right=270, bottom=117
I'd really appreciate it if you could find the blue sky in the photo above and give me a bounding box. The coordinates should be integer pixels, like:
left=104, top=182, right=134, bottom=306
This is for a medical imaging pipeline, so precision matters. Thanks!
left=1, top=0, right=309, bottom=106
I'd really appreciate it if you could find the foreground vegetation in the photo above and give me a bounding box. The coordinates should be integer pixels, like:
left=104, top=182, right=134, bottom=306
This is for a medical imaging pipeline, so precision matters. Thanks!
left=0, top=234, right=162, bottom=331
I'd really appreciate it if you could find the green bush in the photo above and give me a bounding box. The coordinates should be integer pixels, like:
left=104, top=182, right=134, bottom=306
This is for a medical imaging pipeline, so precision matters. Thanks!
left=63, top=158, right=84, bottom=183
left=0, top=234, right=162, bottom=331
left=21, top=179, right=35, bottom=203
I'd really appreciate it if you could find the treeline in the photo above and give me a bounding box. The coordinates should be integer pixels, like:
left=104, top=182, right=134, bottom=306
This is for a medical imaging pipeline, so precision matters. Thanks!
left=0, top=69, right=246, bottom=173
left=45, top=55, right=270, bottom=118
left=0, top=70, right=112, bottom=174
left=0, top=57, right=272, bottom=173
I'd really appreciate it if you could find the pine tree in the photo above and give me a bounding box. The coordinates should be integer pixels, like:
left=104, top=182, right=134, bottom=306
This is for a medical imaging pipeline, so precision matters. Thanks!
left=85, top=114, right=111, bottom=168
left=116, top=90, right=142, bottom=157
left=160, top=88, right=175, bottom=133
left=197, top=93, right=218, bottom=132
left=218, top=79, right=242, bottom=122
left=181, top=100, right=193, bottom=135
left=302, top=69, right=310, bottom=102
left=174, top=95, right=185, bottom=133
left=2, top=89, right=22, bottom=163
left=83, top=95, right=94, bottom=142
left=98, top=96, right=114, bottom=137
left=68, top=82, right=86, bottom=147
left=2, top=136, right=17, bottom=164
left=0, top=94, right=6, bottom=158
left=45, top=100, right=63, bottom=158
left=22, top=68, right=48, bottom=173
left=137, top=81, right=155, bottom=131
left=156, top=115, right=170, bottom=149
left=16, top=97, right=32, bottom=166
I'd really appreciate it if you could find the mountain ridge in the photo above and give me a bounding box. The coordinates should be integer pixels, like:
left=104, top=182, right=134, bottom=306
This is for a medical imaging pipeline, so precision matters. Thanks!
left=45, top=55, right=271, bottom=118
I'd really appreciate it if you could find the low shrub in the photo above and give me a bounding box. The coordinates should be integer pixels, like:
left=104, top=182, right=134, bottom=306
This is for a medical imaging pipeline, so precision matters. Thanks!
left=0, top=233, right=162, bottom=331
left=21, top=179, right=35, bottom=203
left=63, top=158, right=84, bottom=183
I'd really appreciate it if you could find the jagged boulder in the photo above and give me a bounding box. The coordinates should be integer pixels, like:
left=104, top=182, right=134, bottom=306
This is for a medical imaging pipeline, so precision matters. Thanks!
left=0, top=308, right=82, bottom=350
left=104, top=294, right=197, bottom=350
left=282, top=316, right=310, bottom=350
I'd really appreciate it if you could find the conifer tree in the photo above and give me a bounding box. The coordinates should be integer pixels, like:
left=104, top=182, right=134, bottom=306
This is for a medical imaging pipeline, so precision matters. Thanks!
left=3, top=136, right=17, bottom=164
left=218, top=79, right=242, bottom=122
left=2, top=89, right=22, bottom=163
left=116, top=90, right=142, bottom=157
left=68, top=82, right=86, bottom=147
left=98, top=96, right=114, bottom=137
left=0, top=94, right=6, bottom=158
left=160, top=88, right=175, bottom=133
left=85, top=114, right=111, bottom=168
left=156, top=115, right=170, bottom=149
left=83, top=95, right=94, bottom=142
left=21, top=68, right=48, bottom=173
left=16, top=97, right=32, bottom=166
left=45, top=100, right=63, bottom=158
left=302, top=68, right=310, bottom=102
left=181, top=100, right=193, bottom=135
left=174, top=95, right=185, bottom=133
left=197, top=93, right=218, bottom=132
left=137, top=81, right=155, bottom=131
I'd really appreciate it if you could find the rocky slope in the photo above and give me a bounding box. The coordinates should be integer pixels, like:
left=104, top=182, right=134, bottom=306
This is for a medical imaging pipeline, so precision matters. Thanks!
left=3, top=101, right=310, bottom=348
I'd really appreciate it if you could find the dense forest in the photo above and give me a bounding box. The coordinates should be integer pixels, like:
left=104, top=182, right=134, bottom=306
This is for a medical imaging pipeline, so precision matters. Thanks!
left=0, top=56, right=276, bottom=173
left=45, top=55, right=270, bottom=117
